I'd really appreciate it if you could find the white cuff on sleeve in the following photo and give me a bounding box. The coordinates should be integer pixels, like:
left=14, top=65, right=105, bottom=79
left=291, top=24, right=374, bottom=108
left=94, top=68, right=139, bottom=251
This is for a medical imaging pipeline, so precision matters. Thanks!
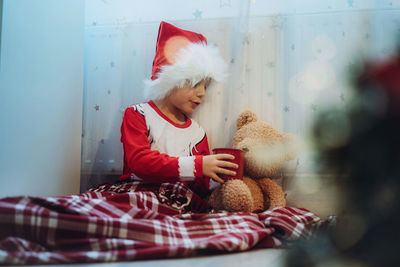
left=178, top=156, right=196, bottom=181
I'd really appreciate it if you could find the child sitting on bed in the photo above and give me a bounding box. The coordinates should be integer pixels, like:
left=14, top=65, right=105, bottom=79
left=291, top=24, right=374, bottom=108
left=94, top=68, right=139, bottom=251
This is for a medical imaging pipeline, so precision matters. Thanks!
left=118, top=21, right=238, bottom=199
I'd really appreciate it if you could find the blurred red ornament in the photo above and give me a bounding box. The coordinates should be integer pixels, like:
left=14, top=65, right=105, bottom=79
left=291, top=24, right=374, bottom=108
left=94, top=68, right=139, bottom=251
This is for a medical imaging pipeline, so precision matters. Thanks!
left=359, top=54, right=400, bottom=116
left=361, top=55, right=400, bottom=98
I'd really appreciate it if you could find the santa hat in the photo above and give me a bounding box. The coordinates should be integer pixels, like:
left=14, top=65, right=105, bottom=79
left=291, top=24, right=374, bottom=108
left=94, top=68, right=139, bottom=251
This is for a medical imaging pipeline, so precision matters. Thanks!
left=144, top=21, right=228, bottom=100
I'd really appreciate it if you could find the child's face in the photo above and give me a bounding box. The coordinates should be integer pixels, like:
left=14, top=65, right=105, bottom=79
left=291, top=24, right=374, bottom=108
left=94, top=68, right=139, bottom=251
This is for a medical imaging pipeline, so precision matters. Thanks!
left=168, top=78, right=211, bottom=114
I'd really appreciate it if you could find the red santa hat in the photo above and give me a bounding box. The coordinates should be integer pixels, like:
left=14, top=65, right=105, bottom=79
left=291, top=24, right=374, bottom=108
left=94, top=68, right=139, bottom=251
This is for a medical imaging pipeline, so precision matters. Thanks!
left=144, top=21, right=228, bottom=100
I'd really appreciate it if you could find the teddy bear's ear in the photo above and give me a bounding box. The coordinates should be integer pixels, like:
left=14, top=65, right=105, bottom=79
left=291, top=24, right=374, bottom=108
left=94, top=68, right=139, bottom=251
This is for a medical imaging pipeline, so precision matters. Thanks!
left=237, top=110, right=258, bottom=130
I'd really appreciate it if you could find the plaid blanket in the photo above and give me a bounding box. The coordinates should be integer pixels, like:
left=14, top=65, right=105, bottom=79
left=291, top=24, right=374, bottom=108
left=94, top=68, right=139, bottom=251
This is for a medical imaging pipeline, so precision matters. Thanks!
left=0, top=181, right=335, bottom=265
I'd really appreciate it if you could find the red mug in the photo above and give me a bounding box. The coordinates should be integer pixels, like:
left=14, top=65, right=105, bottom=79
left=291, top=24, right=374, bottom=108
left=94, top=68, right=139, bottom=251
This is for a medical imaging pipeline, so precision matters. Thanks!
left=212, top=148, right=244, bottom=180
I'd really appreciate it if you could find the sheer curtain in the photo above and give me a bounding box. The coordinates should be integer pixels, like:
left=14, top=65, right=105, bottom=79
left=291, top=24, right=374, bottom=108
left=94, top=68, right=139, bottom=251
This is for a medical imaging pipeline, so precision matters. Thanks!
left=81, top=0, right=400, bottom=192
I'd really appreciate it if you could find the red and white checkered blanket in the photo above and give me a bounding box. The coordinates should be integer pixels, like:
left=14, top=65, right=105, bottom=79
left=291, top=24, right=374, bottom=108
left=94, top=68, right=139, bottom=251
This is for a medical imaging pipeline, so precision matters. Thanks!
left=0, top=181, right=335, bottom=265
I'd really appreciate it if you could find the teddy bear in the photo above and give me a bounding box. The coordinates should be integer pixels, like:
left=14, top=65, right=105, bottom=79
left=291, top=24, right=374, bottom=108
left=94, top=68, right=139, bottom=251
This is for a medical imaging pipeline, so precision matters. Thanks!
left=209, top=110, right=298, bottom=212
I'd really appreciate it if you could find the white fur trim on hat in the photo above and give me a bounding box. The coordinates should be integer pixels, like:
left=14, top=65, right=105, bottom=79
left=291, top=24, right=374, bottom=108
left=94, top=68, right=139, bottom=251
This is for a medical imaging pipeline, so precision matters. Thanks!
left=144, top=42, right=228, bottom=101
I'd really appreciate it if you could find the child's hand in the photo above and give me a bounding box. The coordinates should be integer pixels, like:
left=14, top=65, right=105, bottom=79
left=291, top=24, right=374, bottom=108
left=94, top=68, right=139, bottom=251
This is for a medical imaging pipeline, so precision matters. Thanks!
left=202, top=154, right=239, bottom=183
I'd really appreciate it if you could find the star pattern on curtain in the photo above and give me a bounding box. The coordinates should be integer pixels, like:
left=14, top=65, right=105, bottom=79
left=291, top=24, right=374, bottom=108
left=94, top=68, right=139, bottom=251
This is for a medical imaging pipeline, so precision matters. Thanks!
left=219, top=0, right=231, bottom=8
left=348, top=0, right=354, bottom=7
left=312, top=104, right=318, bottom=112
left=193, top=9, right=202, bottom=19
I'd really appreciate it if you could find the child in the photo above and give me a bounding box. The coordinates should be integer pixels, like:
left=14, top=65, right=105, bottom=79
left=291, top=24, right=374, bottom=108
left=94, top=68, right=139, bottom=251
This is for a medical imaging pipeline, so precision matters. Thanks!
left=118, top=21, right=238, bottom=198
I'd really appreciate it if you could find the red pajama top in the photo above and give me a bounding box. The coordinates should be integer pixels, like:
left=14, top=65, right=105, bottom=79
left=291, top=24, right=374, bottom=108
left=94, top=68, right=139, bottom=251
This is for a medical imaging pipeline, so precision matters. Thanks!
left=119, top=100, right=212, bottom=196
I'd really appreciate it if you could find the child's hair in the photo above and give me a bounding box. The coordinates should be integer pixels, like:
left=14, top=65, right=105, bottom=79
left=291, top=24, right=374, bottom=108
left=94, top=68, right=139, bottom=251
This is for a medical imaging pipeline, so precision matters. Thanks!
left=144, top=21, right=227, bottom=101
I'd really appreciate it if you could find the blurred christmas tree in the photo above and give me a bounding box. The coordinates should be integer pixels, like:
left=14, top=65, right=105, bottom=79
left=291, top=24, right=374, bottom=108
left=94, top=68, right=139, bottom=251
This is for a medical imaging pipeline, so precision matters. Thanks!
left=286, top=49, right=400, bottom=266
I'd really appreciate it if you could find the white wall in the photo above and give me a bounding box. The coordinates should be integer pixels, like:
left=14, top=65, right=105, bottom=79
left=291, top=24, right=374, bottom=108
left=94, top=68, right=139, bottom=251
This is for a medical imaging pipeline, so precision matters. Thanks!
left=0, top=0, right=85, bottom=197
